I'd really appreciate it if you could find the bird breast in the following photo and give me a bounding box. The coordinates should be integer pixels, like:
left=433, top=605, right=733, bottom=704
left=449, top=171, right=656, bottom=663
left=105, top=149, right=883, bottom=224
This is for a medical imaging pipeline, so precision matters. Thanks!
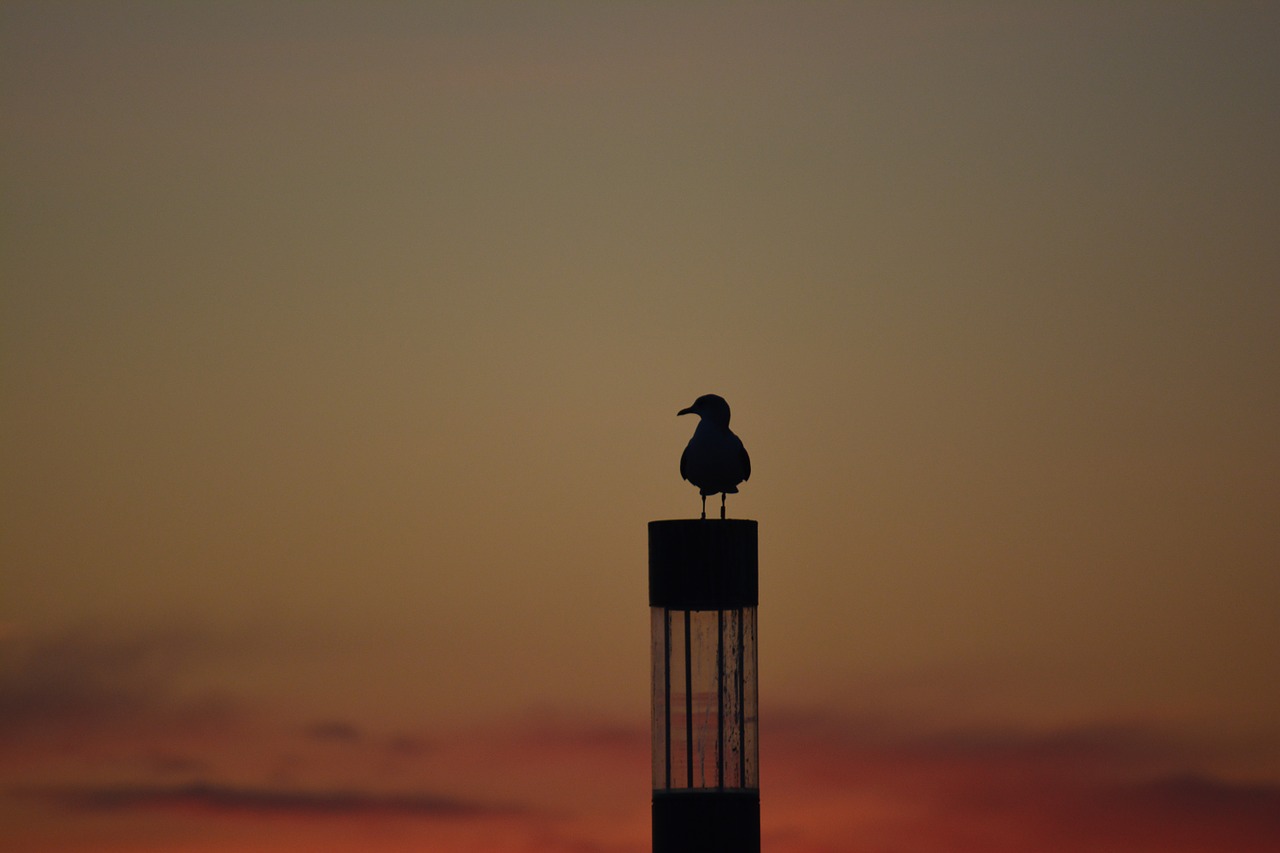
left=682, top=424, right=747, bottom=495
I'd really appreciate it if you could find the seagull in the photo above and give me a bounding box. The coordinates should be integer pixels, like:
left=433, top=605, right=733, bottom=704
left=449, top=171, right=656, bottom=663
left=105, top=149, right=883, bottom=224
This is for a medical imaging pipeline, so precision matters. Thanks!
left=678, top=394, right=751, bottom=520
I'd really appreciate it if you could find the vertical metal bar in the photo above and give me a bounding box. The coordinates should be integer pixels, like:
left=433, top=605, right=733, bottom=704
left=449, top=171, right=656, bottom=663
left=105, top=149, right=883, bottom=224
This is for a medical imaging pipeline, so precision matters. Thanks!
left=684, top=609, right=693, bottom=788
left=664, top=608, right=672, bottom=789
left=716, top=608, right=725, bottom=788
left=737, top=606, right=746, bottom=788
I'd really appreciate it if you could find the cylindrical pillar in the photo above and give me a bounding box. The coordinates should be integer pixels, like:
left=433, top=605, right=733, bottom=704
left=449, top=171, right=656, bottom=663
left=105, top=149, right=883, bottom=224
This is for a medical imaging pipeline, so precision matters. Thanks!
left=649, top=519, right=759, bottom=853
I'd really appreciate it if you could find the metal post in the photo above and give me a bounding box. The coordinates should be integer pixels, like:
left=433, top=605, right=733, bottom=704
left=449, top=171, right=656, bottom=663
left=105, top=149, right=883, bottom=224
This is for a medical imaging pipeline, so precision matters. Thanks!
left=649, top=519, right=760, bottom=853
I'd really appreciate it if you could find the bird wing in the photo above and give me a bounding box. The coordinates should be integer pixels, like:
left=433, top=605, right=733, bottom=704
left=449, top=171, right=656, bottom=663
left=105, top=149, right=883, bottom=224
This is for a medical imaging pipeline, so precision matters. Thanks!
left=740, top=443, right=751, bottom=482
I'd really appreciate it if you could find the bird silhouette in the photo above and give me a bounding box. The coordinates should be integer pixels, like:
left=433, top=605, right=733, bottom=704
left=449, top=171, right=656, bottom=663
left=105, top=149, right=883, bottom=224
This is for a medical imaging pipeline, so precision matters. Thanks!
left=678, top=394, right=751, bottom=519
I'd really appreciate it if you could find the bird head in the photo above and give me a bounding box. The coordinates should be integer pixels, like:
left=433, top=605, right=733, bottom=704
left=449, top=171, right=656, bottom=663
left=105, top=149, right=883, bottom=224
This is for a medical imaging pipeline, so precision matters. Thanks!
left=677, top=394, right=732, bottom=427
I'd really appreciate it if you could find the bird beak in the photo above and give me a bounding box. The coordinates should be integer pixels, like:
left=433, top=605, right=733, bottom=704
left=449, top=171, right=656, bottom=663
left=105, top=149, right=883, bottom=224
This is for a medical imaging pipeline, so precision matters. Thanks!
left=677, top=406, right=694, bottom=416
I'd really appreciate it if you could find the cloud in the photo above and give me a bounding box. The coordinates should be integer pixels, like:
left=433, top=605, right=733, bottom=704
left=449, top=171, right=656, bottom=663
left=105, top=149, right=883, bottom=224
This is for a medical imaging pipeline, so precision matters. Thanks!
left=0, top=623, right=237, bottom=734
left=0, top=623, right=254, bottom=785
left=755, top=711, right=1280, bottom=853
left=4, top=631, right=1277, bottom=853
left=304, top=721, right=363, bottom=743
left=6, top=705, right=1280, bottom=852
left=144, top=751, right=212, bottom=776
left=385, top=733, right=431, bottom=757
left=27, top=780, right=521, bottom=819
left=1125, top=773, right=1280, bottom=818
left=1096, top=774, right=1280, bottom=849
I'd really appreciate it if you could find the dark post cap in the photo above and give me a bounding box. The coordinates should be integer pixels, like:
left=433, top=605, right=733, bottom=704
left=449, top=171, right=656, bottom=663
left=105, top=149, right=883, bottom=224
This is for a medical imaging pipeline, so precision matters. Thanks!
left=648, top=519, right=758, bottom=610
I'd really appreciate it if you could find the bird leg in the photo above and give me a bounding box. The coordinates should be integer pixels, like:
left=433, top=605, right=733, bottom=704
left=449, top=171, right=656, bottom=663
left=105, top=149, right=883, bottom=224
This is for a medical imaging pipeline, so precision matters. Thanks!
left=700, top=494, right=707, bottom=520
left=720, top=493, right=726, bottom=520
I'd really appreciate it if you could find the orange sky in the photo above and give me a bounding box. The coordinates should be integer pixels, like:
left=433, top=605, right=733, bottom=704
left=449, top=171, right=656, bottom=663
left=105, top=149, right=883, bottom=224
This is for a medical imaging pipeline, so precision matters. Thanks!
left=3, top=2, right=1278, bottom=851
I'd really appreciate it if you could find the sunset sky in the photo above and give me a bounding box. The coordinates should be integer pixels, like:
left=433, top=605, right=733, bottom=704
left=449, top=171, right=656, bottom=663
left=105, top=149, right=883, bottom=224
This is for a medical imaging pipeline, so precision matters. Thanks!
left=3, top=2, right=1278, bottom=851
